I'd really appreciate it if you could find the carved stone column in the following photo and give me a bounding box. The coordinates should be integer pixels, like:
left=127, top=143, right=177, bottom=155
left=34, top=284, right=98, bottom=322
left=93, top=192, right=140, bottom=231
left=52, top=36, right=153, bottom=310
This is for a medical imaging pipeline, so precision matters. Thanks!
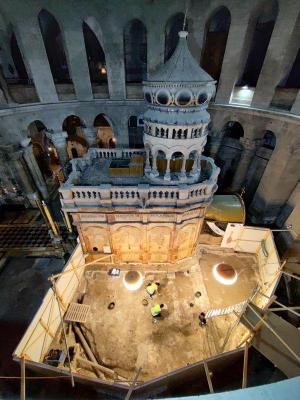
left=230, top=138, right=261, bottom=192
left=145, top=148, right=151, bottom=173
left=51, top=131, right=68, bottom=165
left=179, top=156, right=186, bottom=179
left=150, top=152, right=159, bottom=178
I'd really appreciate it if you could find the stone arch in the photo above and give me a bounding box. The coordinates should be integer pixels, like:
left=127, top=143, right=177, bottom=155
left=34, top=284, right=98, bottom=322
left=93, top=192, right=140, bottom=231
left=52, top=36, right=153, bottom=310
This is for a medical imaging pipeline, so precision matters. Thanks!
left=124, top=19, right=147, bottom=84
left=94, top=113, right=116, bottom=148
left=170, top=150, right=185, bottom=173
left=38, top=9, right=71, bottom=84
left=201, top=6, right=231, bottom=81
left=165, top=13, right=186, bottom=61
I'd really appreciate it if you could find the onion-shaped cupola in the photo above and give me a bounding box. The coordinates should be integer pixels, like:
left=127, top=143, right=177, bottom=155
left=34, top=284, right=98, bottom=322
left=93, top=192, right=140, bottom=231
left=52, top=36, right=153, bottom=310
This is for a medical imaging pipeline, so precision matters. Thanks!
left=143, top=31, right=216, bottom=184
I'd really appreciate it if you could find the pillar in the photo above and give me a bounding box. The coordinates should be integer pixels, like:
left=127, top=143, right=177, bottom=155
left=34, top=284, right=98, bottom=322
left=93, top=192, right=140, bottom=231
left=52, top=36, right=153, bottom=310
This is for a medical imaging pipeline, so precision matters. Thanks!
left=150, top=152, right=159, bottom=177
left=179, top=155, right=186, bottom=179
left=215, top=6, right=254, bottom=104
left=102, top=29, right=126, bottom=99
left=10, top=149, right=39, bottom=207
left=164, top=157, right=171, bottom=181
left=291, top=91, right=300, bottom=115
left=62, top=21, right=93, bottom=101
left=145, top=149, right=151, bottom=172
left=147, top=28, right=165, bottom=75
left=249, top=133, right=300, bottom=224
left=84, top=127, right=97, bottom=147
left=21, top=139, right=48, bottom=199
left=251, top=1, right=300, bottom=109
left=207, top=130, right=224, bottom=158
left=51, top=131, right=68, bottom=165
left=15, top=19, right=58, bottom=103
left=230, top=138, right=260, bottom=192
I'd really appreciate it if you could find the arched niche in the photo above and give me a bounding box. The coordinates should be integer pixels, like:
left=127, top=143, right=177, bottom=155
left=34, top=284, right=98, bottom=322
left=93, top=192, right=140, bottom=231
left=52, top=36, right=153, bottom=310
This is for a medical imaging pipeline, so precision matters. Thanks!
left=170, top=151, right=184, bottom=173
left=165, top=13, right=186, bottom=61
left=124, top=19, right=147, bottom=84
left=201, top=7, right=231, bottom=81
left=38, top=9, right=71, bottom=84
left=128, top=115, right=144, bottom=148
left=156, top=149, right=167, bottom=175
left=94, top=114, right=116, bottom=148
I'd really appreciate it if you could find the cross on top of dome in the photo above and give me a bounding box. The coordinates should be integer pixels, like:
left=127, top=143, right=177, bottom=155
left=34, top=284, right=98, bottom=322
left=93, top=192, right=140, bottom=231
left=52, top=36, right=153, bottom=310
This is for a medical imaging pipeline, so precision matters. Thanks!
left=148, top=31, right=215, bottom=84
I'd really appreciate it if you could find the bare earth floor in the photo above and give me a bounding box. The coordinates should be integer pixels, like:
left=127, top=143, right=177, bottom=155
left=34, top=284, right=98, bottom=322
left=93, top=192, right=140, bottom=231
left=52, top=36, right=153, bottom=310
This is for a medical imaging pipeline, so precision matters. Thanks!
left=74, top=249, right=259, bottom=382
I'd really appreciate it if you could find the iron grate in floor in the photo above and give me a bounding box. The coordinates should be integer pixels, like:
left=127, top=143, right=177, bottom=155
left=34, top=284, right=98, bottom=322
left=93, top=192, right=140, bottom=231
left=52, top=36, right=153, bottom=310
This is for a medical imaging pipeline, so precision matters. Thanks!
left=64, top=302, right=91, bottom=323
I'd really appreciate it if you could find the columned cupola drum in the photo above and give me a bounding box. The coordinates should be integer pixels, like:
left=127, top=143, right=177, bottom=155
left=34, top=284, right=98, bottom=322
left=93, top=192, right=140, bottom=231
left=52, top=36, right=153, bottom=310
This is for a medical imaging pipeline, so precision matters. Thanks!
left=143, top=31, right=216, bottom=184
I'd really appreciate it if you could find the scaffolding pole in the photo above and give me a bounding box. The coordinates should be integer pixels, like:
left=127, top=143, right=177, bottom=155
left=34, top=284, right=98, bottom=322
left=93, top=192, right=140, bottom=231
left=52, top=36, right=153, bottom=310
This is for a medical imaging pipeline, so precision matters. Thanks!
left=242, top=341, right=249, bottom=389
left=20, top=356, right=26, bottom=400
left=125, top=367, right=142, bottom=400
left=248, top=304, right=300, bottom=364
left=203, top=361, right=214, bottom=394
left=51, top=280, right=75, bottom=387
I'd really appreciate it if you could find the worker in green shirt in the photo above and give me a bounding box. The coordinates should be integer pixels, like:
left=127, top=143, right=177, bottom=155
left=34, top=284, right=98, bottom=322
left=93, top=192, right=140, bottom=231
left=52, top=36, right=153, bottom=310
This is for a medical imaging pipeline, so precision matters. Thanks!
left=151, top=303, right=164, bottom=317
left=146, top=282, right=160, bottom=298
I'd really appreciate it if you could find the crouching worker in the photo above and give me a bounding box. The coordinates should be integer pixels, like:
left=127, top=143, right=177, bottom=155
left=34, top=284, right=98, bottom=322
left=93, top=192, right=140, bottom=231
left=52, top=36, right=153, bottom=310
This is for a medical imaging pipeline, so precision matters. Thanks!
left=199, top=312, right=207, bottom=327
left=151, top=303, right=164, bottom=318
left=146, top=282, right=159, bottom=298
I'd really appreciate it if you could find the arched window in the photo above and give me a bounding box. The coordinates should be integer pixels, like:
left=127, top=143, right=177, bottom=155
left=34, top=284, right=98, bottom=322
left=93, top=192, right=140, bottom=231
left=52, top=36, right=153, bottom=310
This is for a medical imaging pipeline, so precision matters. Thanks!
left=94, top=114, right=116, bottom=148
left=201, top=7, right=231, bottom=81
left=124, top=19, right=147, bottom=84
left=262, top=130, right=276, bottom=150
left=165, top=13, right=186, bottom=61
left=62, top=115, right=85, bottom=137
left=82, top=21, right=107, bottom=85
left=10, top=32, right=28, bottom=82
left=222, top=121, right=244, bottom=139
left=237, top=1, right=278, bottom=88
left=38, top=9, right=71, bottom=83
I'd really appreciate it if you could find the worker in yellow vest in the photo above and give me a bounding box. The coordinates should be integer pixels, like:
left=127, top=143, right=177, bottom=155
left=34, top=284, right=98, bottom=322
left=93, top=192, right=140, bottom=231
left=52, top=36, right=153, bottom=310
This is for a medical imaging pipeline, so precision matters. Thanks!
left=146, top=282, right=160, bottom=298
left=151, top=303, right=164, bottom=317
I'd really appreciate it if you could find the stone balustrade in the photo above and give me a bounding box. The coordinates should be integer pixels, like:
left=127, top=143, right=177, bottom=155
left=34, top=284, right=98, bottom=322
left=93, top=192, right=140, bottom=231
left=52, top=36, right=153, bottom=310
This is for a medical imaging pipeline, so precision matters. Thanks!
left=60, top=179, right=217, bottom=209
left=144, top=122, right=207, bottom=139
left=66, top=147, right=146, bottom=176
